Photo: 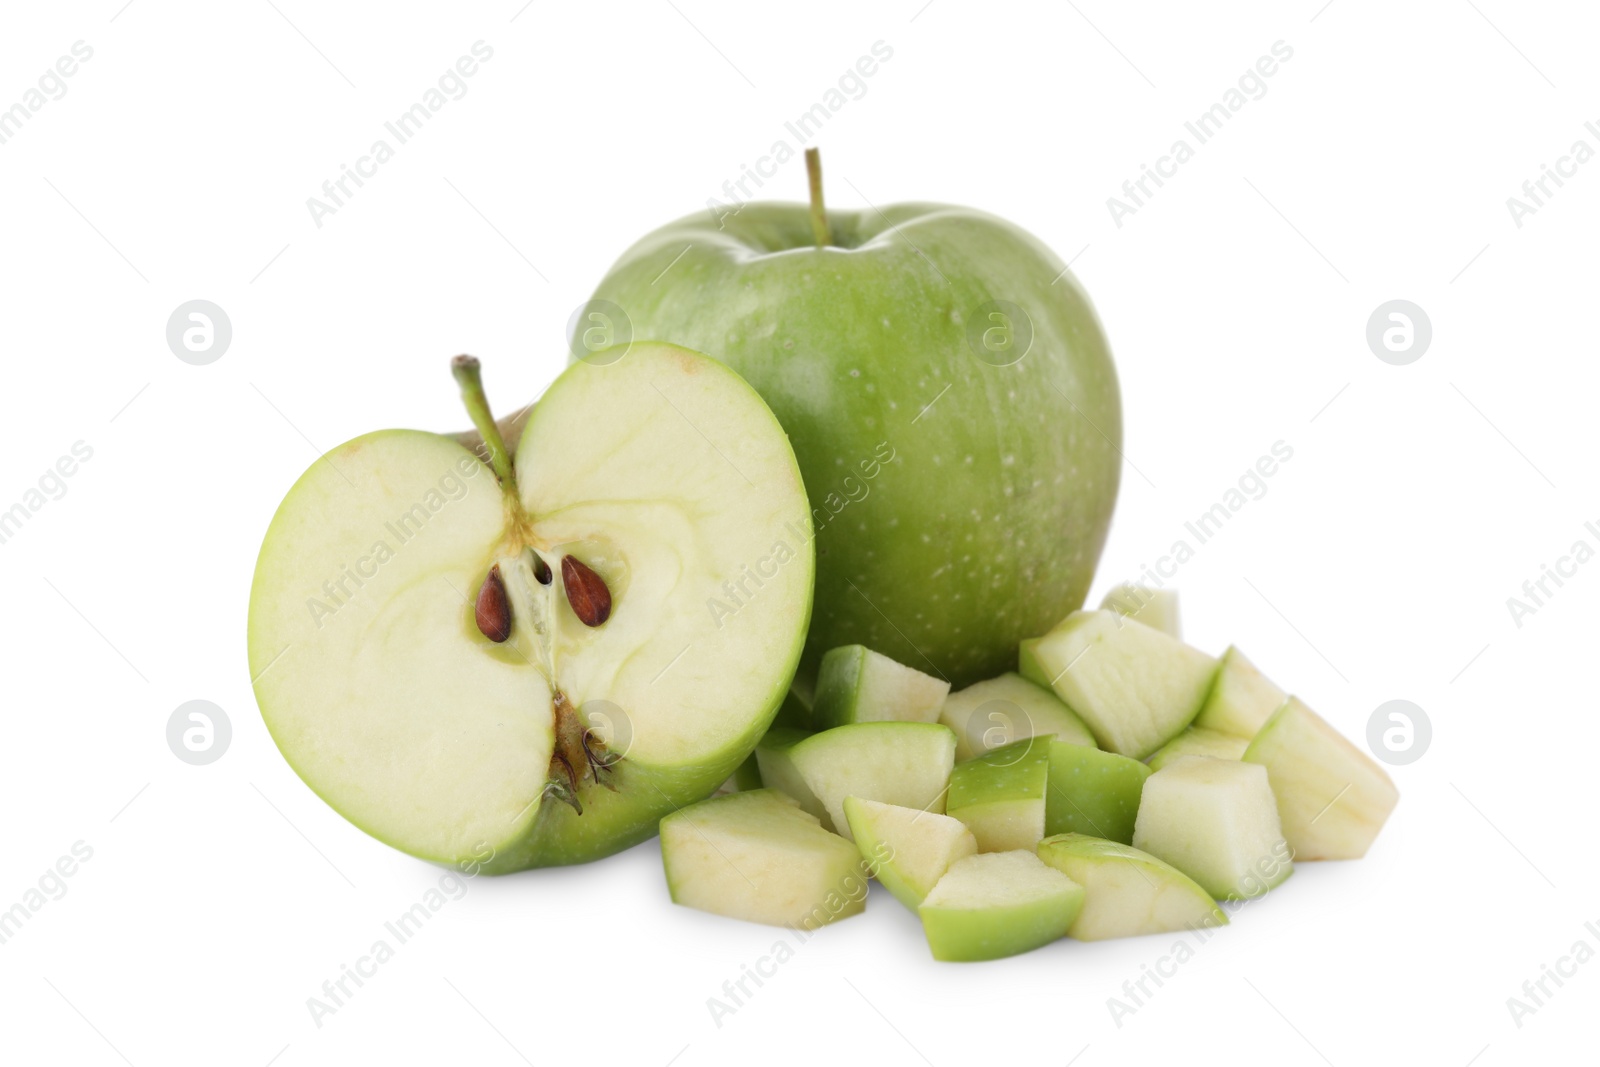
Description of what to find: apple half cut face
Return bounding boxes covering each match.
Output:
[247,344,814,871]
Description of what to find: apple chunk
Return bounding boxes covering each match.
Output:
[1044,738,1151,845]
[248,345,814,870]
[1244,697,1399,860]
[919,851,1083,961]
[1036,834,1227,941]
[1020,611,1218,759]
[754,727,826,822]
[945,738,1051,852]
[810,645,950,729]
[1193,646,1286,738]
[661,790,868,930]
[843,796,977,909]
[1133,756,1293,900]
[1099,583,1181,637]
[1147,726,1249,771]
[775,723,956,840]
[939,672,1095,760]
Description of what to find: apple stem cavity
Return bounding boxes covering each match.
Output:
[805,147,831,248]
[451,355,521,498]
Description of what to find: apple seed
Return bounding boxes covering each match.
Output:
[562,555,612,627]
[474,564,512,642]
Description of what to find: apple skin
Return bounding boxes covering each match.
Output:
[586,202,1122,690]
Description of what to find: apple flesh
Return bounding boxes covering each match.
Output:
[1099,583,1181,637]
[939,672,1095,760]
[585,155,1122,692]
[1194,646,1286,738]
[661,789,868,929]
[810,644,950,730]
[247,345,814,870]
[766,722,956,840]
[1133,755,1293,900]
[944,738,1051,852]
[1044,738,1151,844]
[918,851,1083,961]
[843,796,977,910]
[1244,697,1399,860]
[1020,610,1218,759]
[1036,833,1227,941]
[1147,726,1250,771]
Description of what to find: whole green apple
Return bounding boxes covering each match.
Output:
[583,151,1121,691]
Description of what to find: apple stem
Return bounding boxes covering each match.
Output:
[451,355,518,492]
[805,147,830,248]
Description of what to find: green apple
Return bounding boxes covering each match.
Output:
[1147,726,1250,771]
[944,738,1051,852]
[1099,583,1181,637]
[810,644,949,730]
[1044,738,1151,844]
[753,727,825,821]
[939,672,1095,760]
[584,150,1122,692]
[1036,834,1227,941]
[1193,646,1285,738]
[660,789,868,929]
[842,796,977,910]
[1132,756,1293,900]
[247,345,813,871]
[1020,610,1218,759]
[765,722,956,840]
[918,851,1083,962]
[1244,697,1399,860]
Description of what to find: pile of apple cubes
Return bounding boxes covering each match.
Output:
[660,587,1399,961]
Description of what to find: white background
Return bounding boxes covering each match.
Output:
[0,1,1593,1064]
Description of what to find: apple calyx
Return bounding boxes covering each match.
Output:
[451,355,620,814]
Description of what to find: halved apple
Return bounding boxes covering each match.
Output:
[248,345,814,870]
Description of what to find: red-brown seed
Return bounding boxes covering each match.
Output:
[533,554,553,585]
[561,555,612,627]
[475,564,512,642]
